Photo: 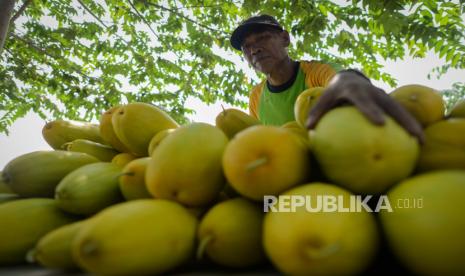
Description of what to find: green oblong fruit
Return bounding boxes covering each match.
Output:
[215,108,260,139]
[264,183,379,275]
[0,198,77,265]
[147,129,175,156]
[99,106,132,153]
[64,139,119,162]
[2,151,99,197]
[119,157,152,200]
[417,118,465,172]
[390,84,445,127]
[197,198,265,268]
[146,123,228,207]
[294,87,324,128]
[0,171,14,194]
[310,107,419,194]
[33,220,88,270]
[380,170,465,275]
[73,200,197,275]
[55,162,124,215]
[448,99,465,118]
[42,120,106,150]
[112,103,179,156]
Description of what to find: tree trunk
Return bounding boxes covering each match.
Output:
[0,0,16,54]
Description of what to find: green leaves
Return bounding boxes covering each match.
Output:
[0,0,464,133]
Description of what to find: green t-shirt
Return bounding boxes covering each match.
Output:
[258,64,307,126]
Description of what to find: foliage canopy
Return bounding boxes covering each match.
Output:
[1,0,464,133]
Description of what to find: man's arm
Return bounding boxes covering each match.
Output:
[306,69,424,143]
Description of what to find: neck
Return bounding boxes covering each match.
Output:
[266,57,296,86]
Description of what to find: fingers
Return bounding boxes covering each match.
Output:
[376,90,425,144]
[347,93,386,125]
[306,89,337,129]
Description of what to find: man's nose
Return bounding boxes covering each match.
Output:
[250,45,261,55]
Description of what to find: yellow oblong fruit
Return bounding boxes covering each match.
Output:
[294,87,324,128]
[64,139,119,162]
[119,157,152,200]
[42,120,106,150]
[417,118,465,172]
[99,106,132,153]
[380,170,465,275]
[0,198,77,265]
[55,162,124,216]
[72,200,197,275]
[390,84,445,127]
[146,123,228,207]
[147,128,175,156]
[310,107,419,194]
[197,198,265,268]
[215,108,260,139]
[33,220,88,270]
[2,151,99,197]
[448,98,465,118]
[223,125,311,201]
[111,152,137,167]
[264,183,379,275]
[112,103,179,156]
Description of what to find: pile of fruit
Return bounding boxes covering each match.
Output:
[0,84,464,275]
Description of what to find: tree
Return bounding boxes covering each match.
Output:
[442,82,465,113]
[0,0,464,133]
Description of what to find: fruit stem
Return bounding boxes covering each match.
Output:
[305,243,341,260]
[61,142,72,150]
[196,235,213,261]
[26,248,37,263]
[246,157,268,171]
[221,104,226,114]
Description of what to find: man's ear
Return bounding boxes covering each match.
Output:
[280,30,290,47]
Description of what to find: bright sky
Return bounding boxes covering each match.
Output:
[1,1,464,169]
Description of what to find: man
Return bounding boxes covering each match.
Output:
[230,14,423,142]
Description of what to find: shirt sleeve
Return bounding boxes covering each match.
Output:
[301,61,338,88]
[248,81,265,119]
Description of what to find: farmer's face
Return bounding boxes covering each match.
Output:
[241,29,290,74]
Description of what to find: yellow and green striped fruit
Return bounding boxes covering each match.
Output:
[33,220,88,270]
[215,108,260,139]
[264,183,379,275]
[380,170,465,275]
[99,106,132,153]
[2,151,98,197]
[147,128,175,156]
[64,139,119,162]
[42,120,106,150]
[0,198,77,265]
[112,103,179,156]
[146,123,228,207]
[390,84,445,127]
[119,157,152,200]
[197,198,265,268]
[73,200,197,275]
[417,118,465,172]
[55,162,124,215]
[294,87,324,128]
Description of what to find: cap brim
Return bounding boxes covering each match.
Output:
[230,22,283,50]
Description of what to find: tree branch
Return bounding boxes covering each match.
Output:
[127,0,160,39]
[142,0,227,36]
[10,0,31,24]
[0,0,16,54]
[76,0,109,28]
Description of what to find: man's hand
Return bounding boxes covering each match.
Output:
[306,70,425,144]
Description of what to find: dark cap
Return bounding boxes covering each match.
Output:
[230,14,283,50]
